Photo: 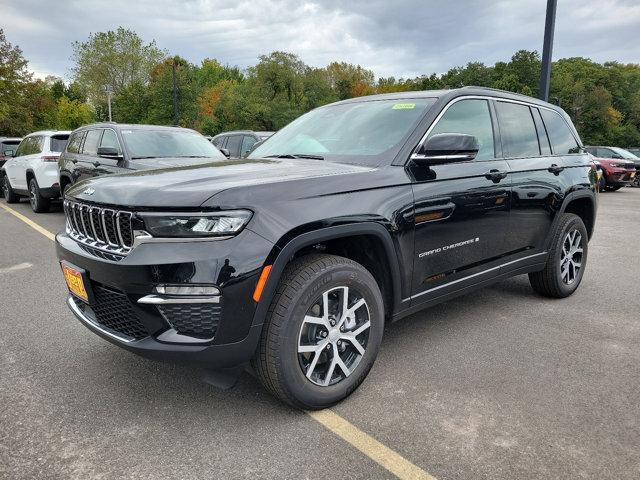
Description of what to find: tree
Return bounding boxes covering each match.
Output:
[54,97,93,129]
[0,29,33,135]
[71,27,165,106]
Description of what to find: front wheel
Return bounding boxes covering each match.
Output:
[252,254,384,409]
[29,178,50,213]
[529,213,588,298]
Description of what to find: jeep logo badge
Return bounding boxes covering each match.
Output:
[83,187,95,196]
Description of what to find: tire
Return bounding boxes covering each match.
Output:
[529,213,588,298]
[252,254,384,409]
[604,184,621,192]
[3,176,20,203]
[61,182,72,199]
[29,178,50,213]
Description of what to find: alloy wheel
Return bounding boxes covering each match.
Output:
[297,286,370,387]
[29,183,37,209]
[560,229,583,285]
[3,179,9,198]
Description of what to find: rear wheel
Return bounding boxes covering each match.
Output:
[252,254,384,409]
[3,176,20,203]
[29,178,50,213]
[529,213,588,298]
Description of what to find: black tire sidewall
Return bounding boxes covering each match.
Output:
[550,216,588,296]
[276,262,384,409]
[29,178,43,212]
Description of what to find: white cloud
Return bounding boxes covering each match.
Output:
[2,0,639,82]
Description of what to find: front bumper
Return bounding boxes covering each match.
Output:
[605,170,636,186]
[56,228,274,368]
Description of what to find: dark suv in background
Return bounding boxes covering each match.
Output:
[56,87,596,409]
[58,123,227,195]
[211,130,274,158]
[0,137,22,168]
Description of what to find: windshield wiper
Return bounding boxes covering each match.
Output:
[265,154,325,160]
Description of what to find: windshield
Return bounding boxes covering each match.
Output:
[122,129,227,160]
[50,135,69,153]
[610,147,639,159]
[249,98,437,165]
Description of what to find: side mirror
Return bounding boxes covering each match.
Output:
[219,148,231,158]
[413,133,479,165]
[97,146,121,158]
[3,150,14,157]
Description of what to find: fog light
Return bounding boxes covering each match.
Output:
[155,285,220,296]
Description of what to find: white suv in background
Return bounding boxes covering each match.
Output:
[1,130,70,212]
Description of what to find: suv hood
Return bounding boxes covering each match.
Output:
[67,158,373,208]
[128,156,215,169]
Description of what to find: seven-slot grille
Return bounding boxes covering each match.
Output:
[64,200,134,255]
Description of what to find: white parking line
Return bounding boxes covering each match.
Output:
[0,262,33,274]
[0,201,437,480]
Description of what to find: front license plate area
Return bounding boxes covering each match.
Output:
[61,262,93,304]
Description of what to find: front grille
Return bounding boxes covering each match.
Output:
[157,303,221,340]
[64,200,134,255]
[73,285,149,340]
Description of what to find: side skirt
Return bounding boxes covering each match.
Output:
[391,261,547,322]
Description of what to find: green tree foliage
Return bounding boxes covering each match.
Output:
[71,27,165,105]
[0,29,33,135]
[7,25,640,148]
[1,30,94,135]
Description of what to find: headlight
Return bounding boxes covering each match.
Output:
[141,210,252,238]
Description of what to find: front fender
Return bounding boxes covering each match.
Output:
[249,222,404,327]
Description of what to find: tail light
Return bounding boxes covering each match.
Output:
[41,155,59,162]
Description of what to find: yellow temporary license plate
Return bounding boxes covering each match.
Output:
[62,264,89,303]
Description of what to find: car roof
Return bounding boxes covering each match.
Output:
[73,123,199,133]
[24,130,71,137]
[0,137,22,142]
[213,130,269,137]
[329,86,565,112]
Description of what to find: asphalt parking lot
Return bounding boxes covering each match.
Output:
[1,190,639,480]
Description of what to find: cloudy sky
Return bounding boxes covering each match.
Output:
[3,0,640,80]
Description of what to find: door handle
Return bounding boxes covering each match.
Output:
[548,164,564,175]
[485,169,508,182]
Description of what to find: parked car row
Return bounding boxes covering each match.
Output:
[211,130,274,158]
[0,124,233,212]
[585,146,639,190]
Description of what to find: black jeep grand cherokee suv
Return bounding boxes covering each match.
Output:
[56,87,597,409]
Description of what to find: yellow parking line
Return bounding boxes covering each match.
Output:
[0,203,56,241]
[308,409,436,480]
[0,200,436,480]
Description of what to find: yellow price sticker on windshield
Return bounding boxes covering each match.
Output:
[392,103,416,110]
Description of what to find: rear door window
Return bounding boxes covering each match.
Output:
[82,129,102,156]
[531,108,551,155]
[540,109,580,154]
[496,102,540,158]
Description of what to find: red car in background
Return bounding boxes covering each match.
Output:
[585,146,638,191]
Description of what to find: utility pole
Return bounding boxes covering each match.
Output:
[172,59,179,125]
[105,85,113,121]
[539,0,557,101]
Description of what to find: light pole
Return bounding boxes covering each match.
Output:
[539,0,558,101]
[104,85,113,121]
